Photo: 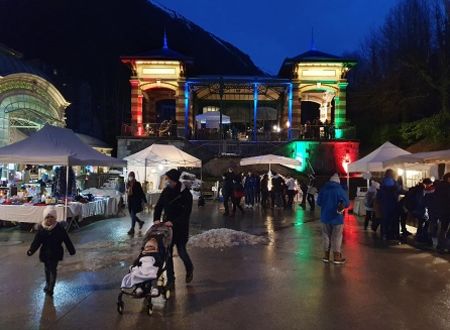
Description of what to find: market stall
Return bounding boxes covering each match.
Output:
[124,144,201,205]
[348,142,411,215]
[0,125,125,226]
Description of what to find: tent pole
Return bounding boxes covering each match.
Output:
[64,165,69,221]
[366,178,370,189]
[144,158,147,193]
[346,172,350,197]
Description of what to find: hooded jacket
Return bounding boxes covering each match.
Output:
[317,181,349,225]
[27,222,76,262]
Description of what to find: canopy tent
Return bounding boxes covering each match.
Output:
[195,111,231,128]
[0,125,125,167]
[0,124,125,220]
[125,144,201,168]
[383,149,450,168]
[348,142,410,173]
[125,144,201,191]
[240,154,301,171]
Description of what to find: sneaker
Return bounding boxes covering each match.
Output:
[186,270,194,283]
[322,251,330,263]
[127,228,135,235]
[333,252,346,265]
[138,220,144,230]
[151,287,159,296]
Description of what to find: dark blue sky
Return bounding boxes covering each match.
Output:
[158,0,400,74]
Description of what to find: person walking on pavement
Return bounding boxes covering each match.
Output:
[231,175,245,216]
[307,179,318,211]
[126,171,147,235]
[222,168,235,216]
[317,173,349,264]
[285,175,297,208]
[260,174,270,209]
[27,206,76,296]
[154,169,194,289]
[271,172,285,208]
[377,169,400,240]
[244,172,255,208]
[253,173,261,205]
[435,173,450,253]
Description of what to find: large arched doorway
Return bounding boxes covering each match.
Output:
[301,101,320,123]
[142,87,176,124]
[0,73,69,147]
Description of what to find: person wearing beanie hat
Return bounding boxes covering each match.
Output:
[317,173,349,264]
[27,206,76,296]
[165,169,181,182]
[154,168,194,288]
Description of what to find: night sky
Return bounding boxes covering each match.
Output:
[158,0,400,74]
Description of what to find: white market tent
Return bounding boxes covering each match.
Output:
[0,125,126,219]
[195,111,231,128]
[383,149,450,167]
[348,141,410,173]
[240,154,301,171]
[0,125,125,167]
[124,144,201,190]
[125,144,201,168]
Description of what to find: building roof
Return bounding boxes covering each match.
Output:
[121,33,193,63]
[75,133,111,149]
[0,43,49,78]
[278,49,356,78]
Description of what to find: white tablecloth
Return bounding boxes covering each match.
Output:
[0,204,82,223]
[0,197,122,224]
[353,197,366,216]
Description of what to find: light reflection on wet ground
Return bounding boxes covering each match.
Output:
[0,202,449,329]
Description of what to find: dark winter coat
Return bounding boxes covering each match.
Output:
[377,178,399,220]
[271,175,285,193]
[434,181,450,218]
[27,223,76,262]
[153,182,193,244]
[222,172,235,196]
[127,180,147,213]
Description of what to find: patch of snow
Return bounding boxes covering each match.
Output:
[60,237,142,273]
[188,228,269,248]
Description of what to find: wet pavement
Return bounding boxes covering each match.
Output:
[1,202,450,330]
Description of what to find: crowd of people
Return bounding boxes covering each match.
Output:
[364,169,450,253]
[221,168,304,216]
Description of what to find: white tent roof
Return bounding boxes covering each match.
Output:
[384,149,450,167]
[348,141,410,173]
[0,125,125,166]
[240,154,301,169]
[125,144,201,168]
[195,111,231,124]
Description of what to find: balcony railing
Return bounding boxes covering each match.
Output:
[121,123,356,141]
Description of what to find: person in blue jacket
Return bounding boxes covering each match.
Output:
[317,173,350,264]
[377,169,400,240]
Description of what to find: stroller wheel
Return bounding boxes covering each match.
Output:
[147,304,153,316]
[164,289,171,300]
[117,302,124,314]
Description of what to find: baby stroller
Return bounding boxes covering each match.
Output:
[117,222,173,316]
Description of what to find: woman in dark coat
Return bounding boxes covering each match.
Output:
[154,169,193,288]
[27,206,76,296]
[126,171,147,235]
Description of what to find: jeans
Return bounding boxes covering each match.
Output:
[166,241,194,283]
[44,260,58,291]
[223,193,231,215]
[307,194,315,210]
[245,189,254,206]
[287,190,295,208]
[322,224,344,253]
[232,197,244,214]
[437,218,450,249]
[261,191,269,208]
[130,209,143,229]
